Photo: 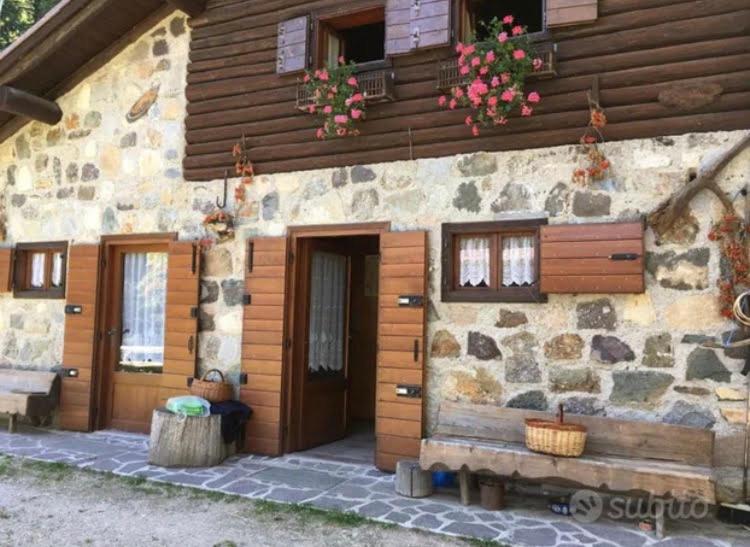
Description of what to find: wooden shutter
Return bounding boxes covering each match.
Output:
[410,0,451,50]
[546,0,597,28]
[376,231,427,472]
[385,0,413,56]
[0,248,12,292]
[241,237,288,456]
[59,244,101,431]
[276,15,309,74]
[160,240,201,405]
[540,222,644,294]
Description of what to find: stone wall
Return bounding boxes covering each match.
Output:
[0,10,748,498]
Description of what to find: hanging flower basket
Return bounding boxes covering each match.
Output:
[438,15,544,136]
[302,58,366,139]
[203,210,235,243]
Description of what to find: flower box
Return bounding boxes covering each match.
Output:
[437,42,557,91]
[296,69,395,112]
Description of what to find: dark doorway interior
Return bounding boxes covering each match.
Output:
[290,235,379,464]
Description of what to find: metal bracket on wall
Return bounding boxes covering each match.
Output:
[396,384,422,399]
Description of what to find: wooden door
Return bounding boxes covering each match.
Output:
[376,231,428,471]
[241,237,288,455]
[60,244,101,431]
[101,243,170,433]
[299,239,351,450]
[160,240,201,404]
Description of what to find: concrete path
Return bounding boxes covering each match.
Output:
[1,427,748,546]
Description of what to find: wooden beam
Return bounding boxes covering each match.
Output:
[0,86,62,125]
[166,0,207,17]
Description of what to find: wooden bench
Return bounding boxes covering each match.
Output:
[0,369,60,432]
[420,401,715,535]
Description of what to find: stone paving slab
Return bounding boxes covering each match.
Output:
[1,427,748,546]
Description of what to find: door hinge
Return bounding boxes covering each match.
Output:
[285,337,292,349]
[243,294,252,305]
[247,241,254,273]
[190,306,199,319]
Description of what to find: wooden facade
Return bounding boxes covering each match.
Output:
[183,0,750,179]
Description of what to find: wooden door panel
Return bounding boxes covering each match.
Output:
[241,237,288,456]
[162,241,201,402]
[376,231,427,472]
[0,248,12,292]
[59,244,101,432]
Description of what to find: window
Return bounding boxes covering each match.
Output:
[13,241,67,299]
[459,0,545,42]
[317,7,386,68]
[441,219,547,302]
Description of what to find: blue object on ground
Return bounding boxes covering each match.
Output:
[432,471,455,488]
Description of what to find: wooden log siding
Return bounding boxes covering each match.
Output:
[241,237,288,456]
[59,244,101,431]
[376,231,428,472]
[183,0,750,178]
[0,249,12,292]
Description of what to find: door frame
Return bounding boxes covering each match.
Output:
[92,232,177,430]
[283,222,390,453]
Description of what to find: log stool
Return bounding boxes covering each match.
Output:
[478,476,505,510]
[148,408,235,467]
[395,460,433,498]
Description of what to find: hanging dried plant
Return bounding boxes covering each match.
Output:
[572,95,611,186]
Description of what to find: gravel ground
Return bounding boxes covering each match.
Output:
[0,457,469,547]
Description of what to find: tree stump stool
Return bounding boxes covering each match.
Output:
[395,460,433,498]
[148,408,235,467]
[479,476,505,510]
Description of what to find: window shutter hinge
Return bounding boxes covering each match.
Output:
[190,306,199,319]
[243,294,252,306]
[285,338,292,350]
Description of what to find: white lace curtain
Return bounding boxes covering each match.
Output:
[30,253,45,288]
[459,237,490,287]
[51,252,64,287]
[120,252,167,367]
[502,235,536,286]
[308,251,347,374]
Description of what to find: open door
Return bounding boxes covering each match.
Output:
[298,239,351,450]
[60,244,101,431]
[241,237,288,455]
[376,231,427,471]
[160,240,201,405]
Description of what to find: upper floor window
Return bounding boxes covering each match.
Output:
[441,219,546,303]
[459,0,545,41]
[317,7,386,68]
[13,241,67,299]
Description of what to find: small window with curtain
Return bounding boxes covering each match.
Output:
[442,219,546,302]
[316,7,386,69]
[13,241,68,299]
[458,0,545,42]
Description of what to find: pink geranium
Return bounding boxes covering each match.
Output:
[502,15,514,24]
[318,69,329,81]
[347,77,357,86]
[460,64,470,75]
[511,25,523,36]
[488,96,498,107]
[323,105,333,114]
[449,98,457,109]
[501,89,515,102]
[471,124,480,137]
[334,114,348,124]
[307,104,316,114]
[527,91,541,103]
[497,32,508,43]
[438,95,447,106]
[471,56,481,67]
[513,49,526,60]
[464,115,473,126]
[521,104,533,116]
[486,50,496,63]
[501,72,511,84]
[350,109,362,120]
[533,58,544,71]
[316,128,325,139]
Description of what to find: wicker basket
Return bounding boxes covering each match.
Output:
[189,369,233,403]
[525,404,587,457]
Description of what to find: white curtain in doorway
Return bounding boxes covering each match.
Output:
[308,251,347,374]
[120,252,168,368]
[502,235,536,286]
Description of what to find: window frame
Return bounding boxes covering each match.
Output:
[13,241,68,299]
[441,219,547,303]
[313,4,391,72]
[455,0,549,44]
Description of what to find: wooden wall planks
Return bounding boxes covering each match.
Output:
[183,0,750,178]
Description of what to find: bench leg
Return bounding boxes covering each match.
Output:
[654,501,666,539]
[459,468,471,506]
[8,413,17,433]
